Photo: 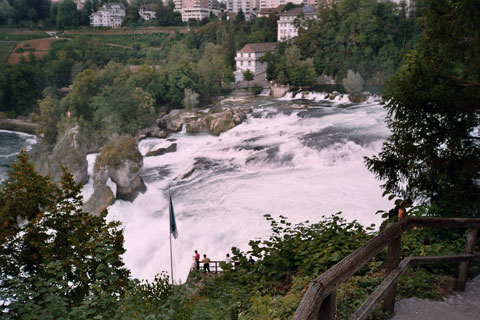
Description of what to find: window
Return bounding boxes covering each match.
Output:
[241,61,243,66]
[248,61,251,66]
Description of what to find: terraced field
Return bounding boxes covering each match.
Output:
[6,38,58,64]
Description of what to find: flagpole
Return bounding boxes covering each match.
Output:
[169,187,174,285]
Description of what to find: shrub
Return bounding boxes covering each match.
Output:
[251,83,263,95]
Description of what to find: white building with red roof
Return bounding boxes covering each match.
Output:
[234,42,277,82]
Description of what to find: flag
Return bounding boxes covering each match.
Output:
[169,188,178,239]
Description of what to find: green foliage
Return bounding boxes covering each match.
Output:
[115,272,173,319]
[263,45,317,86]
[14,46,35,53]
[94,136,142,172]
[296,0,419,83]
[0,40,15,64]
[0,32,48,41]
[251,83,263,95]
[0,151,130,319]
[243,69,254,84]
[0,121,36,134]
[33,95,60,145]
[342,69,364,94]
[0,62,47,114]
[182,88,199,109]
[365,0,480,217]
[154,0,183,27]
[241,213,376,287]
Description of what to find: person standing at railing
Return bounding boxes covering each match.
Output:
[202,254,211,273]
[194,250,200,271]
[225,253,232,264]
[389,199,413,221]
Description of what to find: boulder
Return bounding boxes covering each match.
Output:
[329,91,340,100]
[186,119,208,133]
[157,110,198,132]
[91,136,146,204]
[205,107,245,136]
[33,124,88,185]
[83,185,114,216]
[348,92,369,103]
[145,143,177,157]
[156,106,252,137]
[136,126,168,141]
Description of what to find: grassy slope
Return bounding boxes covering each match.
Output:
[0,32,48,41]
[0,41,16,63]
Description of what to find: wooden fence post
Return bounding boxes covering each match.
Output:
[382,235,401,314]
[318,290,336,320]
[457,227,478,290]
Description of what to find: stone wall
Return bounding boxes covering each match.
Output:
[270,85,290,98]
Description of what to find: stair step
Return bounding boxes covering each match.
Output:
[391,276,480,320]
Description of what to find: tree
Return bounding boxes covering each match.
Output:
[198,42,234,100]
[243,69,254,88]
[55,0,79,29]
[0,63,47,114]
[365,0,480,217]
[342,69,364,94]
[236,9,245,23]
[182,88,199,109]
[0,0,16,25]
[70,68,101,121]
[34,95,60,145]
[131,87,156,128]
[0,151,130,318]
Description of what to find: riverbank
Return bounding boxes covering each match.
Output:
[0,118,37,135]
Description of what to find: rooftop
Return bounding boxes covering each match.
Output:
[104,3,125,10]
[278,5,318,16]
[238,42,277,53]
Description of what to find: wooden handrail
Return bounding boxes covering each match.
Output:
[292,217,480,320]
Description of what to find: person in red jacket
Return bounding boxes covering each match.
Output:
[194,250,200,271]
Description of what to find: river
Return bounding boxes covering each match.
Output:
[0,92,391,283]
[0,130,37,181]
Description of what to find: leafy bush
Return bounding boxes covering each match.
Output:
[251,83,263,95]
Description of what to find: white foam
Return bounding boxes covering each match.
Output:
[81,98,394,284]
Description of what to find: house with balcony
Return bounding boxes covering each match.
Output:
[139,5,156,20]
[277,5,317,41]
[90,3,125,27]
[234,42,277,82]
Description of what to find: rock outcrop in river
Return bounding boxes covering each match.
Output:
[33,124,88,185]
[84,136,146,215]
[157,106,252,136]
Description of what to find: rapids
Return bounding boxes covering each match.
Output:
[0,92,393,284]
[98,92,392,283]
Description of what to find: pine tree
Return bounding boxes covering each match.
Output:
[0,151,130,318]
[365,0,480,217]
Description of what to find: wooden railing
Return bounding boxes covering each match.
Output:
[292,217,480,320]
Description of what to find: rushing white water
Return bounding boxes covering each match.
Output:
[84,93,391,283]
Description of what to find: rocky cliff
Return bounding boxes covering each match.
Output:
[84,136,146,215]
